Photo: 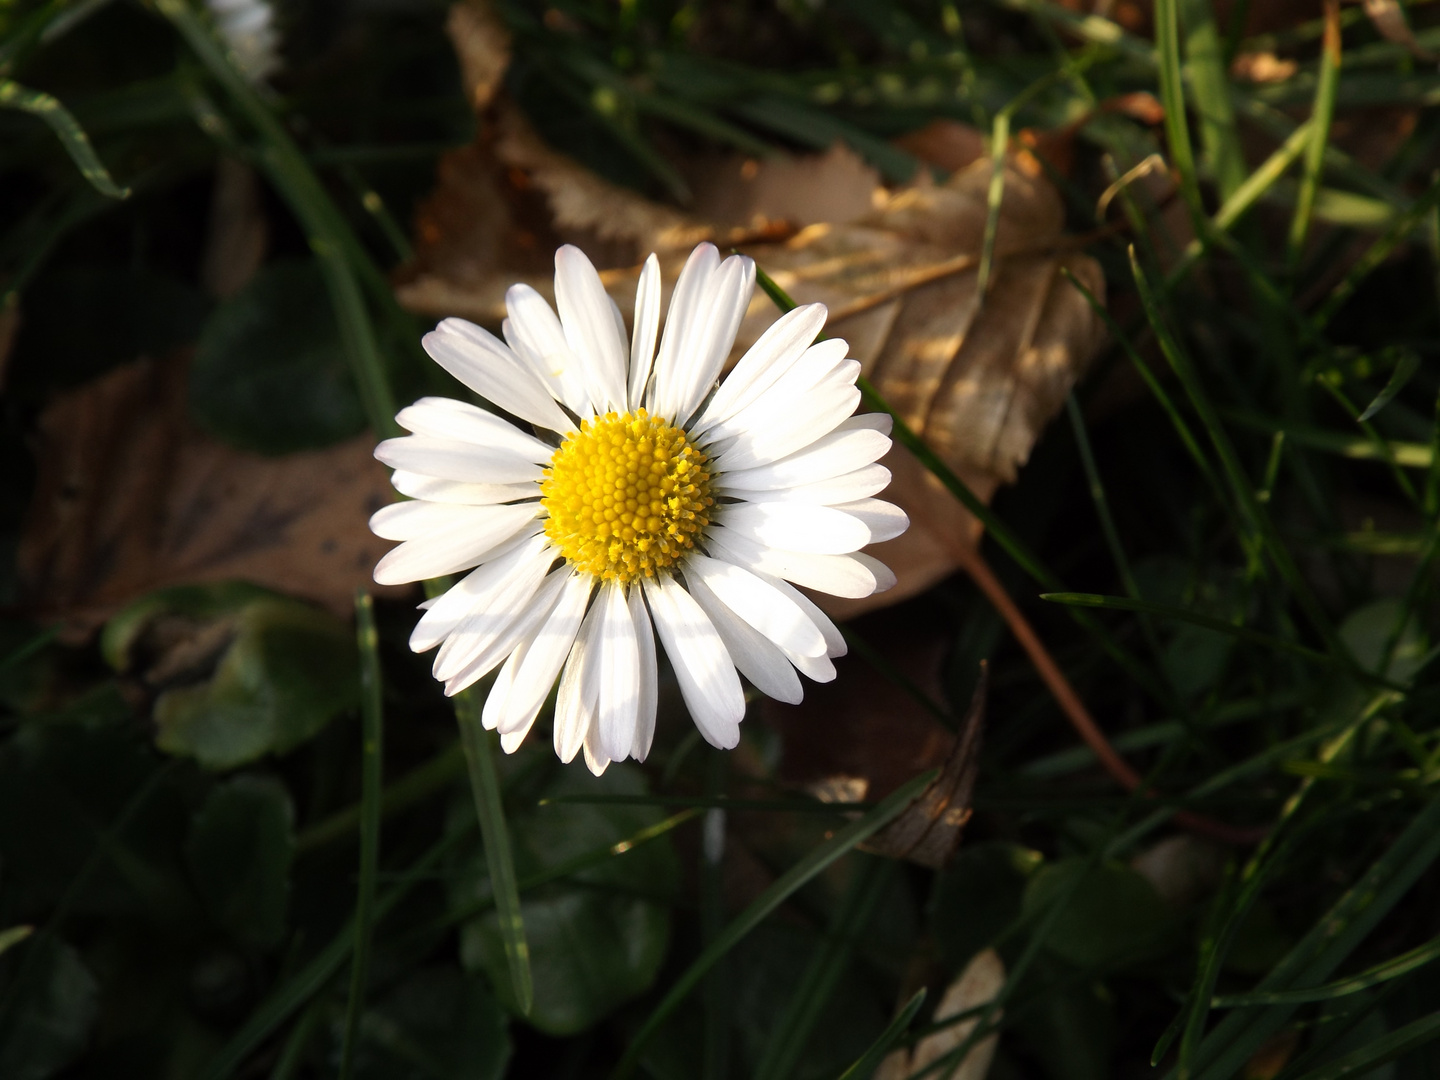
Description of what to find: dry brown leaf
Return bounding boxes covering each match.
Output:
[1362,0,1437,62]
[399,2,1108,616]
[16,353,406,639]
[877,948,1005,1080]
[861,664,986,868]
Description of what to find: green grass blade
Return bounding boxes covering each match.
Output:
[295,742,466,853]
[1213,932,1440,1007]
[453,689,533,1016]
[1358,352,1421,423]
[0,926,33,959]
[611,769,938,1078]
[1039,592,1334,668]
[338,590,385,1080]
[0,78,129,198]
[1178,0,1245,201]
[1173,796,1440,1079]
[976,110,1009,298]
[198,829,469,1080]
[1154,0,1204,223]
[1128,249,1349,664]
[267,998,326,1080]
[702,753,729,1080]
[835,988,928,1080]
[755,857,894,1080]
[1289,1009,1440,1080]
[156,0,400,440]
[1287,0,1341,272]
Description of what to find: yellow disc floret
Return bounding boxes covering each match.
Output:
[540,409,713,583]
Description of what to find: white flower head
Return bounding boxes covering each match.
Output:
[371,243,908,775]
[207,0,281,84]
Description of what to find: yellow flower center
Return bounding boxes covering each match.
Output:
[540,409,713,583]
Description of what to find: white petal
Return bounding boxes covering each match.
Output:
[671,254,755,424]
[684,572,802,704]
[685,553,827,658]
[390,470,538,506]
[489,570,592,735]
[375,435,544,486]
[853,552,897,593]
[702,338,849,447]
[705,525,878,599]
[712,371,861,472]
[831,498,909,542]
[409,529,547,651]
[481,639,524,732]
[432,552,561,684]
[555,245,628,413]
[643,573,744,748]
[784,647,837,683]
[716,502,871,556]
[555,601,602,763]
[582,728,611,776]
[845,412,893,436]
[441,568,569,696]
[503,287,591,416]
[750,570,847,658]
[715,424,890,492]
[423,322,574,434]
[373,503,538,585]
[500,728,530,754]
[596,580,642,762]
[628,254,661,411]
[692,303,827,435]
[719,464,891,505]
[369,500,536,543]
[395,397,553,462]
[648,243,719,419]
[628,585,658,762]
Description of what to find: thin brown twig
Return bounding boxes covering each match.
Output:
[957,545,1268,846]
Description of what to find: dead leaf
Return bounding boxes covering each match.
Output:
[861,664,986,868]
[763,607,954,812]
[877,948,1005,1080]
[447,0,512,110]
[17,352,406,640]
[1130,835,1225,908]
[1230,51,1300,83]
[398,2,1109,616]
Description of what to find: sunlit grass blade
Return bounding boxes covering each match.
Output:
[1213,931,1440,1007]
[0,926,33,959]
[452,689,533,1016]
[612,769,938,1078]
[754,857,894,1080]
[1289,1009,1440,1080]
[1223,410,1431,467]
[1359,352,1421,424]
[1178,0,1245,201]
[338,590,385,1080]
[198,829,469,1080]
[835,988,928,1080]
[1153,0,1204,223]
[0,79,129,198]
[540,793,869,813]
[155,0,400,440]
[1039,592,1331,666]
[1287,0,1341,273]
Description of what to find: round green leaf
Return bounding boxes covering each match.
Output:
[1022,858,1173,971]
[185,774,296,950]
[453,762,680,1035]
[190,259,366,454]
[0,937,99,1080]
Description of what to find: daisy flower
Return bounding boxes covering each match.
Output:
[370,243,907,775]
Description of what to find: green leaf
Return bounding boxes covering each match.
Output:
[185,774,296,950]
[0,937,99,1080]
[1008,960,1116,1080]
[190,259,367,454]
[1022,858,1174,971]
[453,761,680,1035]
[932,842,1043,972]
[1339,599,1427,684]
[352,966,512,1080]
[104,583,359,769]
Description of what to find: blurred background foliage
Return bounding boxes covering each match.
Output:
[5,0,1440,1078]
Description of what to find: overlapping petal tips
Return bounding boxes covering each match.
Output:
[421,319,574,434]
